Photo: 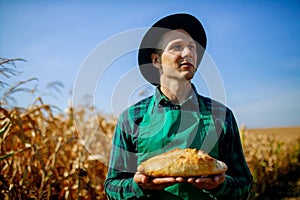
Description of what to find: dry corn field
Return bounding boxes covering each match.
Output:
[0,103,299,200]
[0,103,116,199]
[241,127,300,200]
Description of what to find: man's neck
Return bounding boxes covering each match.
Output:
[160,80,193,104]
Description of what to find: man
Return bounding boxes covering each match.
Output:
[104,13,253,199]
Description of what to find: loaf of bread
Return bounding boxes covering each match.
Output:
[138,148,227,177]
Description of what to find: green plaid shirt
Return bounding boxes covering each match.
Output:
[104,85,252,200]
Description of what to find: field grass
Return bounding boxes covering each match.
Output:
[245,126,300,144]
[242,127,300,200]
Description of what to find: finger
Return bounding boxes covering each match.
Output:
[152,177,176,184]
[195,177,213,184]
[175,177,186,182]
[187,177,196,183]
[195,178,202,184]
[134,172,149,184]
[219,175,226,184]
[212,173,225,183]
[213,175,220,182]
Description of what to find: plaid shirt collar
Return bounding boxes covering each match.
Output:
[153,84,200,110]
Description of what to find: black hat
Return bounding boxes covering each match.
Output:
[138,13,207,85]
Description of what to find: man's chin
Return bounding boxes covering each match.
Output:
[184,72,195,81]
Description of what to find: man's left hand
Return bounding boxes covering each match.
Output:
[186,173,225,190]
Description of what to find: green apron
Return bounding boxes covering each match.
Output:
[137,96,220,200]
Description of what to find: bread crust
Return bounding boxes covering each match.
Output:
[138,148,227,177]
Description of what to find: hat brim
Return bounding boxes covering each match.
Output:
[138,13,207,85]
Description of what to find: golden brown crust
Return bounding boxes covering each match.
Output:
[138,148,227,177]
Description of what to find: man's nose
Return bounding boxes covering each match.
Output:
[182,47,193,58]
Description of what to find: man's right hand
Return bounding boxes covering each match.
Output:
[134,172,183,190]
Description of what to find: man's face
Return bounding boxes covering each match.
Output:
[153,29,198,81]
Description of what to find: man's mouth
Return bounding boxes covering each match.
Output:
[180,62,194,68]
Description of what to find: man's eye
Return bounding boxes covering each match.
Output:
[188,45,195,50]
[171,45,182,50]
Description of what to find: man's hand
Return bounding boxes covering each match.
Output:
[134,172,225,191]
[187,173,225,190]
[134,172,183,190]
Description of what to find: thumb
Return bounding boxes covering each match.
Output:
[213,175,220,182]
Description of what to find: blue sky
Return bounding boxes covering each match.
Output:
[1,0,299,128]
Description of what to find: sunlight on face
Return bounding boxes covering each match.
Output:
[156,29,198,81]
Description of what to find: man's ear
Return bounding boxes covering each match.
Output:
[151,53,161,69]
